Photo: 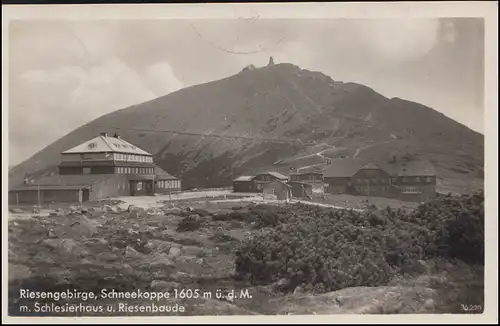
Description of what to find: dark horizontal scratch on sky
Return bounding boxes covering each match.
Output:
[188,20,285,56]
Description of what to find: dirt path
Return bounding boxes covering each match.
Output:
[107,190,234,209]
[210,197,364,212]
[353,140,396,158]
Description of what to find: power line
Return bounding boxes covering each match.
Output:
[87,123,313,146]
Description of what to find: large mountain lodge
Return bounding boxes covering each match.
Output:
[232,158,437,202]
[9,133,181,204]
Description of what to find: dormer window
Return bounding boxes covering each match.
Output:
[87,142,97,149]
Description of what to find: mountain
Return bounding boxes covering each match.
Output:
[9,63,484,193]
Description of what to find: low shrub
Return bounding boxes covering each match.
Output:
[235,192,484,294]
[176,215,204,232]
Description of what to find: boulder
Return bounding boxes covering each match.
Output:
[150,280,181,291]
[181,245,203,256]
[125,246,142,259]
[169,271,191,282]
[129,211,140,219]
[145,240,177,253]
[71,216,99,237]
[146,208,163,216]
[97,252,120,262]
[128,205,145,213]
[103,205,120,213]
[146,254,175,270]
[9,264,31,282]
[174,255,198,264]
[42,238,87,256]
[164,207,182,216]
[9,208,24,214]
[413,260,431,274]
[168,247,182,257]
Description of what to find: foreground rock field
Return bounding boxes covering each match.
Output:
[8,195,484,316]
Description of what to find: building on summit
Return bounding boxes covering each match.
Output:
[9,133,181,204]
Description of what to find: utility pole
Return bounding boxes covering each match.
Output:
[37,182,41,211]
[168,180,172,203]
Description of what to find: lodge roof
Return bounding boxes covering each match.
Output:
[256,171,289,180]
[323,158,436,178]
[233,176,255,182]
[155,167,179,180]
[62,135,152,155]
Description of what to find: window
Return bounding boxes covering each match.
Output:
[426,177,432,183]
[83,167,91,174]
[403,177,408,182]
[137,182,143,191]
[415,177,421,182]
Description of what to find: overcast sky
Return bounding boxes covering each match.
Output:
[8,18,484,166]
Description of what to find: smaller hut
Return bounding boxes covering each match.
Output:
[289,181,313,199]
[262,180,292,201]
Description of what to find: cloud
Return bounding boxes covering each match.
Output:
[144,61,185,97]
[357,19,441,61]
[9,57,184,165]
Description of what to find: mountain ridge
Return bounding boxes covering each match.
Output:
[9,63,484,193]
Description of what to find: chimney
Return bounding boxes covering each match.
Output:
[113,132,121,139]
[100,132,107,137]
[268,56,275,66]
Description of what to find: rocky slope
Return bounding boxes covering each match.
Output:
[9,63,484,192]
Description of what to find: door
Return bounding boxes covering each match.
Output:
[82,189,90,202]
[146,181,154,195]
[130,181,136,196]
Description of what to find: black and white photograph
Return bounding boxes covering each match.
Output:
[3,2,498,323]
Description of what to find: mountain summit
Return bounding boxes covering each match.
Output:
[9,63,484,192]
